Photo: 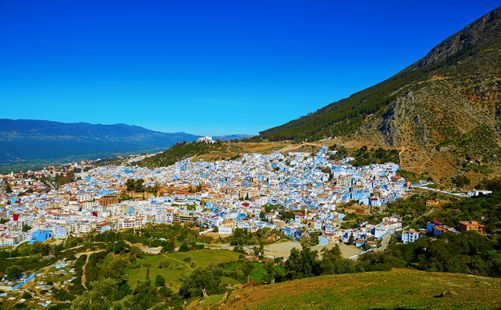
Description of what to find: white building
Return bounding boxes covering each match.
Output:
[401,229,420,244]
[197,136,215,143]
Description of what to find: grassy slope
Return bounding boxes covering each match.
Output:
[219,269,501,310]
[125,249,240,291]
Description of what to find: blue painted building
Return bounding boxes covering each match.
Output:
[30,230,52,245]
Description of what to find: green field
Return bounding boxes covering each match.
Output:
[218,269,501,310]
[125,249,240,291]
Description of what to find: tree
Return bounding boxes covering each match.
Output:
[123,280,158,310]
[126,179,135,192]
[125,179,145,192]
[155,274,165,287]
[264,261,277,284]
[134,179,145,192]
[453,175,470,188]
[144,263,151,281]
[347,233,354,245]
[320,245,355,275]
[71,278,119,310]
[158,286,173,298]
[178,240,190,252]
[161,238,176,253]
[179,267,222,298]
[158,260,170,269]
[97,254,129,281]
[285,248,320,280]
[232,245,245,254]
[5,265,23,279]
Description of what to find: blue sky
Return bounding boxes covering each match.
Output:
[0,1,499,135]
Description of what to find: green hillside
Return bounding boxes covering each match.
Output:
[215,270,501,310]
[138,140,243,168]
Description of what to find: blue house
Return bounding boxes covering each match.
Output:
[318,235,329,246]
[30,230,52,245]
[426,220,445,236]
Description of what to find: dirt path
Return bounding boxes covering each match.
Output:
[80,250,106,289]
[404,207,435,230]
[124,240,162,254]
[81,254,91,289]
[278,142,319,153]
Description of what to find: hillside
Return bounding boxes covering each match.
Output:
[260,8,501,184]
[208,270,501,310]
[138,141,244,168]
[138,140,291,168]
[0,119,200,171]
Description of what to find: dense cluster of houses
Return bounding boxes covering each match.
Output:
[0,146,412,248]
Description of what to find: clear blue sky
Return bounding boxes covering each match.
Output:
[0,1,498,135]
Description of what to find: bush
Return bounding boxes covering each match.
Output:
[158,286,173,297]
[155,274,165,287]
[158,260,170,269]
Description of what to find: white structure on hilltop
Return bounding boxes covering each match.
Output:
[197,136,215,143]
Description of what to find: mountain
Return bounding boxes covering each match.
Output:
[0,119,199,169]
[260,8,501,183]
[214,134,254,141]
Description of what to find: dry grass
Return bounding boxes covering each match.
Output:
[216,269,501,310]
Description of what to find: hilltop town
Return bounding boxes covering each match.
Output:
[1,144,410,249]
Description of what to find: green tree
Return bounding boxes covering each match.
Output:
[285,248,320,280]
[320,245,355,275]
[144,263,151,281]
[71,278,119,310]
[123,280,158,310]
[453,175,470,188]
[5,265,23,279]
[97,254,129,281]
[179,267,222,298]
[347,233,354,245]
[178,240,190,252]
[5,182,12,193]
[155,274,165,287]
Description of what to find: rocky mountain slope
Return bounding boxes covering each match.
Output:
[260,8,501,184]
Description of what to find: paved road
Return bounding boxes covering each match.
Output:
[411,185,466,197]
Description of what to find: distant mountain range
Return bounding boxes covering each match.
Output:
[214,134,253,141]
[260,7,501,183]
[0,119,250,170]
